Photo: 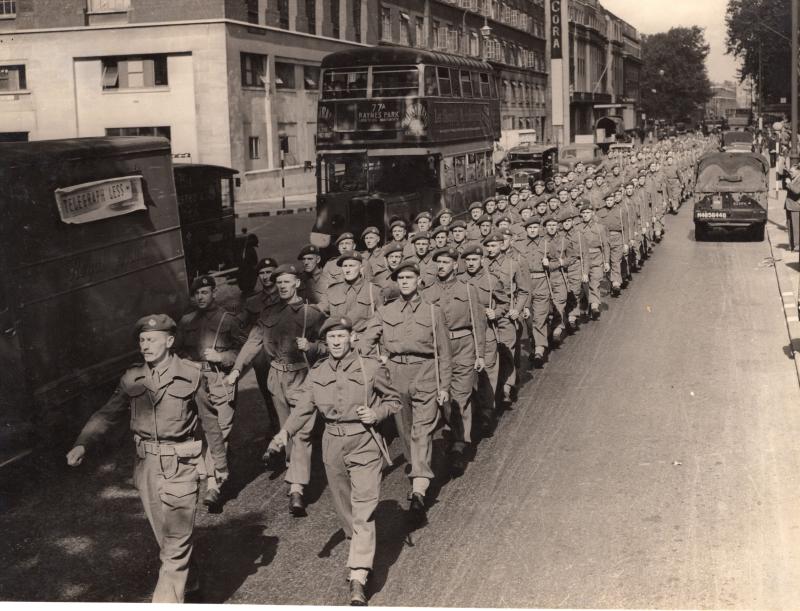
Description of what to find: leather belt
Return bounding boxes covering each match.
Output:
[134,436,201,457]
[609,230,623,234]
[588,247,602,253]
[530,271,547,279]
[270,361,308,372]
[448,328,472,340]
[389,353,433,364]
[325,421,368,436]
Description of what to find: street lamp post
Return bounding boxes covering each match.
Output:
[481,19,491,62]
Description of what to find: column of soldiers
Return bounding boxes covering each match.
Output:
[65,134,712,606]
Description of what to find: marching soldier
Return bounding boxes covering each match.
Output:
[228,264,327,516]
[322,233,357,290]
[372,241,405,303]
[268,316,401,606]
[595,192,626,296]
[384,220,409,253]
[67,314,227,603]
[405,212,432,258]
[405,231,436,287]
[433,208,454,232]
[298,244,326,304]
[558,208,584,329]
[430,225,450,250]
[517,217,549,366]
[466,201,486,241]
[577,200,610,320]
[361,261,452,523]
[360,226,384,280]
[542,217,569,345]
[423,247,487,476]
[175,275,243,510]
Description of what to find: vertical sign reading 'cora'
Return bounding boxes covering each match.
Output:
[550,0,563,59]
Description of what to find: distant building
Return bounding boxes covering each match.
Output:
[566,0,642,143]
[0,0,376,200]
[708,81,738,120]
[377,0,548,146]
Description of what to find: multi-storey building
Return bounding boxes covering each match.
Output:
[0,0,376,199]
[377,0,548,144]
[708,81,738,120]
[566,0,641,142]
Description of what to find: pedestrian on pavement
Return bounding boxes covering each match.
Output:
[66,314,228,603]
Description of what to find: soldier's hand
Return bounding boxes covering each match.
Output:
[522,307,531,320]
[558,258,564,268]
[509,308,519,321]
[356,405,378,425]
[215,468,230,485]
[225,369,240,386]
[474,357,485,372]
[66,446,85,467]
[436,390,450,406]
[542,257,549,267]
[379,354,389,365]
[485,308,496,321]
[582,274,589,283]
[203,348,223,363]
[268,429,289,453]
[604,263,611,273]
[296,337,310,352]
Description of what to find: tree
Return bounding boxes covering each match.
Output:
[725,0,790,104]
[640,27,713,122]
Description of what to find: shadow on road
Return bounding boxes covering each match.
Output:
[370,499,419,597]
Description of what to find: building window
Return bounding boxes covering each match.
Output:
[241,53,267,87]
[275,62,296,89]
[470,31,479,56]
[0,131,27,142]
[249,136,260,159]
[380,7,392,42]
[306,0,316,33]
[302,65,320,90]
[399,12,410,46]
[106,126,171,139]
[432,20,441,50]
[87,0,128,12]
[101,56,167,90]
[415,16,424,47]
[331,0,340,38]
[278,0,289,29]
[0,0,15,16]
[0,65,25,91]
[353,0,361,42]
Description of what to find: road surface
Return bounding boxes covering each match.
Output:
[2,205,799,607]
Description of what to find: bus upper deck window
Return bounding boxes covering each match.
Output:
[479,73,491,98]
[460,71,473,97]
[424,66,438,96]
[322,69,367,99]
[437,67,452,96]
[372,66,419,97]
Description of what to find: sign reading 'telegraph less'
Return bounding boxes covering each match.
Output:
[550,0,563,59]
[55,176,146,224]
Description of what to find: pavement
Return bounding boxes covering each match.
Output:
[236,193,316,218]
[2,198,800,607]
[765,185,800,383]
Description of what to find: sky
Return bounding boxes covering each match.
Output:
[600,0,740,84]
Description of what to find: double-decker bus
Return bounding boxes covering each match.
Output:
[311,47,501,248]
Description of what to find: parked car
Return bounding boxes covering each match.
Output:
[720,130,754,153]
[505,144,559,190]
[558,143,604,173]
[693,151,768,241]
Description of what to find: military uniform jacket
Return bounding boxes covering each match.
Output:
[74,355,227,469]
[405,253,436,287]
[361,248,384,280]
[300,268,326,304]
[175,305,242,371]
[579,220,611,267]
[318,276,383,333]
[284,350,402,436]
[381,239,407,256]
[458,268,510,318]
[486,253,531,311]
[422,277,487,358]
[517,236,547,274]
[559,230,581,267]
[234,299,327,370]
[466,221,482,242]
[596,205,625,234]
[240,287,279,332]
[361,293,453,390]
[321,259,343,291]
[543,235,568,270]
[622,196,641,236]
[372,266,401,303]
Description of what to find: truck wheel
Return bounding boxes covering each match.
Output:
[694,222,707,241]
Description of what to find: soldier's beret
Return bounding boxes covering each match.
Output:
[430,225,449,237]
[361,226,381,239]
[336,250,362,266]
[533,179,545,187]
[320,316,354,335]
[391,260,420,280]
[468,201,485,212]
[390,219,407,230]
[557,208,575,222]
[501,229,514,238]
[414,211,432,223]
[271,263,301,281]
[410,231,431,243]
[335,232,355,246]
[297,244,320,259]
[557,188,569,195]
[495,215,512,225]
[477,214,493,225]
[496,193,509,201]
[578,199,594,211]
[523,217,541,228]
[570,185,580,192]
[383,241,406,256]
[584,175,594,182]
[135,314,177,335]
[462,244,484,257]
[483,196,497,204]
[535,198,548,207]
[450,220,467,229]
[520,186,532,193]
[543,216,559,225]
[482,231,504,245]
[190,275,216,293]
[545,178,555,185]
[434,208,454,221]
[548,196,559,203]
[518,202,533,212]
[256,257,278,272]
[431,246,458,261]
[603,192,615,201]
